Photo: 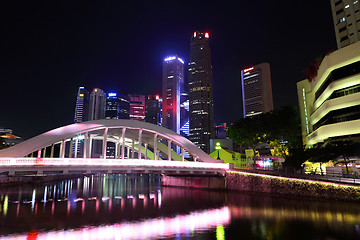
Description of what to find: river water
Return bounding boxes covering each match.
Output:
[0,174,359,240]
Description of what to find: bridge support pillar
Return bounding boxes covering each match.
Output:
[131,139,135,159]
[144,143,148,159]
[102,128,108,159]
[69,138,73,158]
[121,127,126,160]
[60,139,66,158]
[50,144,55,158]
[168,140,172,161]
[83,132,88,158]
[138,129,142,160]
[181,148,184,162]
[154,134,158,160]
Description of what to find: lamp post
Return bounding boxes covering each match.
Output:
[215,142,221,160]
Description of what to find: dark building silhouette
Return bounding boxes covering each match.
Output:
[188,31,215,153]
[145,94,162,126]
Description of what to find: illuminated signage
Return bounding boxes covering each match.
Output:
[164,56,176,62]
[243,67,254,73]
[205,32,209,38]
[108,93,117,97]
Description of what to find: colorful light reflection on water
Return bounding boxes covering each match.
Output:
[0,174,360,239]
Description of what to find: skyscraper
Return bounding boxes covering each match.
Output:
[89,88,106,120]
[128,94,145,121]
[74,87,89,123]
[162,56,185,135]
[105,92,130,119]
[330,0,360,49]
[145,94,162,126]
[241,63,274,118]
[188,31,215,153]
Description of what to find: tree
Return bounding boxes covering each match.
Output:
[227,106,302,163]
[326,140,357,175]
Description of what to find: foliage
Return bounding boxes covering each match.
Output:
[304,51,334,82]
[284,140,358,173]
[227,106,302,161]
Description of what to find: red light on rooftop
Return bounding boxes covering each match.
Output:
[205,32,209,38]
[155,95,160,100]
[243,67,254,73]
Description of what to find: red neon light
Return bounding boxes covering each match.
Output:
[155,95,160,100]
[243,67,254,73]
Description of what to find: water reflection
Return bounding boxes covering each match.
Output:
[0,174,359,239]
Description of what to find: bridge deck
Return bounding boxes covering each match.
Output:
[0,158,232,176]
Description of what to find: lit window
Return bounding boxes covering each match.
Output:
[339,17,346,23]
[345,4,350,8]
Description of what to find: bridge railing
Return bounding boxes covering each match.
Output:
[0,158,233,170]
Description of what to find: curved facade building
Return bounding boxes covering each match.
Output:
[0,119,221,163]
[297,41,360,146]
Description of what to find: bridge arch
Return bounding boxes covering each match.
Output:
[0,119,221,163]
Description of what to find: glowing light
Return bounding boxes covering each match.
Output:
[164,56,176,62]
[79,94,84,97]
[216,225,225,240]
[243,67,254,73]
[193,32,197,37]
[205,32,209,38]
[108,93,117,97]
[155,95,160,100]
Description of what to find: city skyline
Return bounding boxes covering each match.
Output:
[2,1,336,139]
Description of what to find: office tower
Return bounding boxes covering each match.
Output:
[297,41,360,147]
[188,31,215,153]
[330,0,360,49]
[74,87,89,123]
[145,94,162,126]
[105,92,130,119]
[241,63,274,118]
[128,94,145,121]
[180,92,189,137]
[162,56,185,135]
[89,88,106,120]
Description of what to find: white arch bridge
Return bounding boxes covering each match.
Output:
[0,120,232,176]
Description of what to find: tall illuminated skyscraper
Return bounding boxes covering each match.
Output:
[188,31,214,153]
[89,88,106,120]
[162,56,185,135]
[241,63,273,118]
[74,87,89,123]
[330,0,360,49]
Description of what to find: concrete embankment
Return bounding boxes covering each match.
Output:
[161,171,360,202]
[226,171,360,202]
[161,175,226,190]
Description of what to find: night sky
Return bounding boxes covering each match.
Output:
[2,1,336,139]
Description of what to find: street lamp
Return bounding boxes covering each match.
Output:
[215,142,221,160]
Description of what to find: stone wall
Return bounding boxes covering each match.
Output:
[226,171,360,202]
[161,175,226,190]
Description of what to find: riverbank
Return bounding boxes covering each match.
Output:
[226,171,360,202]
